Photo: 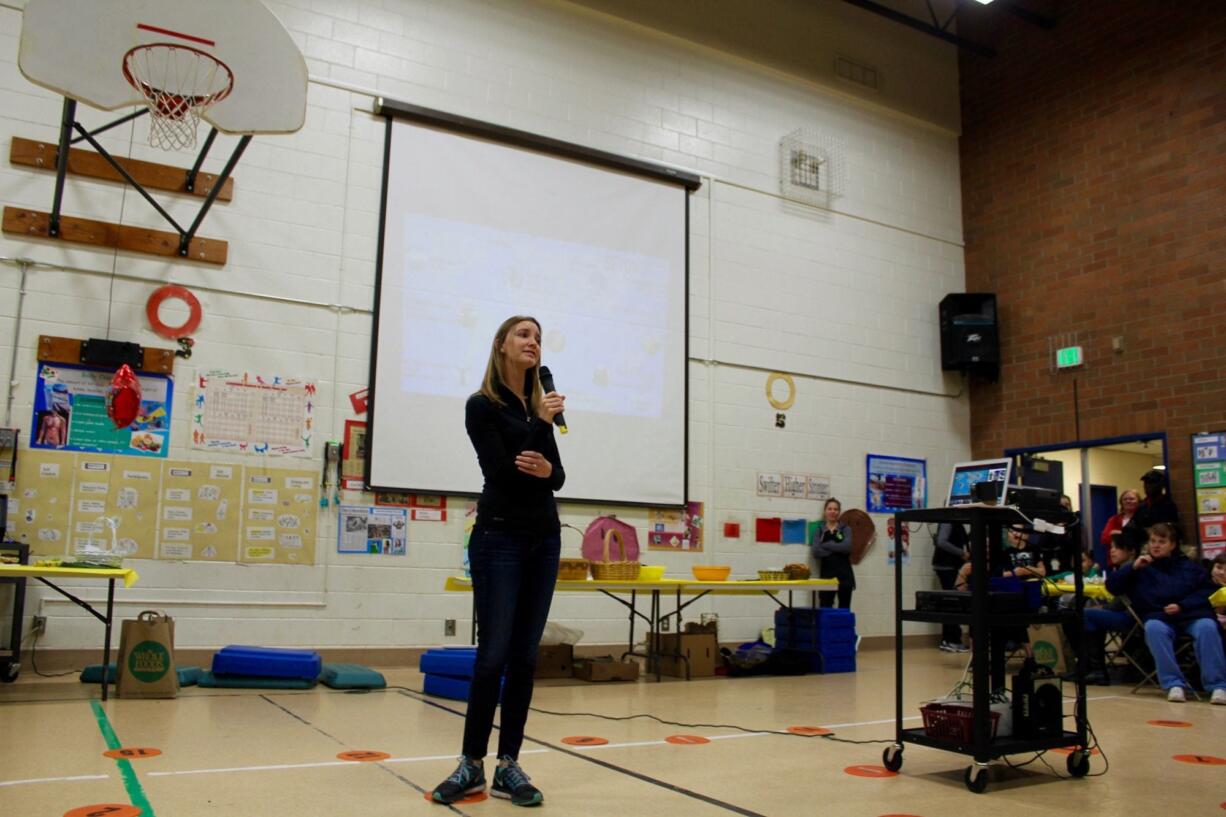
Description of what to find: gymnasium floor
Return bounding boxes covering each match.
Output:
[1,648,1223,817]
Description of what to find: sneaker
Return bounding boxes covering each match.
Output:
[1166,687,1186,703]
[431,756,486,804]
[492,755,543,807]
[938,641,955,652]
[1211,689,1226,706]
[948,642,969,653]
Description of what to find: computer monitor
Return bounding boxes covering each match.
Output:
[946,458,1013,506]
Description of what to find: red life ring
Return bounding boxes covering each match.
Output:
[146,285,202,339]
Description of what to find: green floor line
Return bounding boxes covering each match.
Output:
[91,700,158,817]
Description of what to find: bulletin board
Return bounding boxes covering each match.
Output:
[70,455,159,561]
[160,460,241,561]
[239,466,319,564]
[8,449,76,557]
[1192,431,1226,559]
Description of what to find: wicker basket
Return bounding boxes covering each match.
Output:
[758,570,789,581]
[590,528,640,581]
[557,558,590,581]
[783,563,811,580]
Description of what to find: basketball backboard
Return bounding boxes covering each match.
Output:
[18,0,307,135]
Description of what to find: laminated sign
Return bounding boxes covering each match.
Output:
[117,610,179,698]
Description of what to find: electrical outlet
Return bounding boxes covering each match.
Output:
[444,619,456,636]
[32,615,47,634]
[660,616,670,632]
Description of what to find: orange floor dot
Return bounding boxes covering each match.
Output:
[844,764,897,778]
[665,735,711,745]
[788,726,832,736]
[64,806,141,817]
[1147,719,1193,728]
[561,736,608,746]
[103,747,162,760]
[1173,754,1226,765]
[337,750,390,762]
[423,791,488,805]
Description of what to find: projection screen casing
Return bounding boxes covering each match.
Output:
[369,107,694,506]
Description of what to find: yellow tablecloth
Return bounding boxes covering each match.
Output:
[1041,581,1113,602]
[0,564,140,588]
[444,575,836,594]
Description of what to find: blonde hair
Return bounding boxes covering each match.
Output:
[478,315,543,411]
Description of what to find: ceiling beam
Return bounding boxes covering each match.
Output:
[840,0,996,57]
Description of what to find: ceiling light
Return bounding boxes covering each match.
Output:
[972,0,995,4]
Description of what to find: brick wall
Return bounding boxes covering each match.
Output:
[960,0,1226,515]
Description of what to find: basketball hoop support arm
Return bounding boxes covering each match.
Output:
[46,97,251,257]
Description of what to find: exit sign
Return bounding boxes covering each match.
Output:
[1056,346,1084,368]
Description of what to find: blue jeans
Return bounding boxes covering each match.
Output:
[1084,607,1133,635]
[462,526,560,760]
[1143,617,1226,692]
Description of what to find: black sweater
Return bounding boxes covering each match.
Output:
[465,383,565,535]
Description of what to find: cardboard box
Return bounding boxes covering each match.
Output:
[534,643,574,679]
[651,632,718,678]
[572,656,640,682]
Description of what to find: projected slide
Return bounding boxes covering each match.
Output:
[370,117,690,505]
[399,215,669,418]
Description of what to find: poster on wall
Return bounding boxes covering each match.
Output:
[865,454,927,514]
[31,363,172,458]
[647,501,703,551]
[192,370,315,456]
[337,505,407,555]
[1192,432,1226,558]
[239,466,319,564]
[341,420,367,489]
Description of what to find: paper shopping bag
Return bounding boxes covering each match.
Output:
[1027,623,1068,675]
[116,610,179,699]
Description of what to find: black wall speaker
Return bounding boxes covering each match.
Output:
[939,293,999,375]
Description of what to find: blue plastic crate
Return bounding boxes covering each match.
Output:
[423,673,473,701]
[419,648,478,678]
[212,646,321,680]
[776,623,856,647]
[822,655,856,673]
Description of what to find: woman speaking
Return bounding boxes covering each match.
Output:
[432,315,566,808]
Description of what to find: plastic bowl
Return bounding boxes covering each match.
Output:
[638,565,666,582]
[691,565,732,581]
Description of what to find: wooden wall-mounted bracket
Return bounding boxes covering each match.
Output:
[10,136,235,201]
[38,334,177,375]
[4,206,227,265]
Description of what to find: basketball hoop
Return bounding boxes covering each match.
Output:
[122,43,233,150]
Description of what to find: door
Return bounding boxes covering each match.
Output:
[1086,484,1118,567]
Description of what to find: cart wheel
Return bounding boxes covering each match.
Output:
[1066,749,1090,778]
[0,662,19,683]
[964,765,988,793]
[882,745,903,772]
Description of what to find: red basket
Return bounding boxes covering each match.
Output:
[920,703,999,743]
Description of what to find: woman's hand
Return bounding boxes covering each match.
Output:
[516,450,552,479]
[537,391,566,424]
[1134,554,1153,570]
[1164,603,1181,616]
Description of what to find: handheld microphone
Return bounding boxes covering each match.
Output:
[537,366,567,434]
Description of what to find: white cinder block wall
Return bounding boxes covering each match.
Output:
[0,0,971,651]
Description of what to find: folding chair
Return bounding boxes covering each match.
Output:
[1123,597,1200,698]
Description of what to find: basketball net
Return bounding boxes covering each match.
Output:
[123,43,234,150]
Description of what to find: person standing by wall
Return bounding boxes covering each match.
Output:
[431,315,567,807]
[812,497,855,609]
[932,522,969,651]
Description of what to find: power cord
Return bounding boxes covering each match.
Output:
[526,705,894,745]
[27,630,77,678]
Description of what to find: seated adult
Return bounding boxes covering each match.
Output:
[1106,523,1226,704]
[1077,527,1142,685]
